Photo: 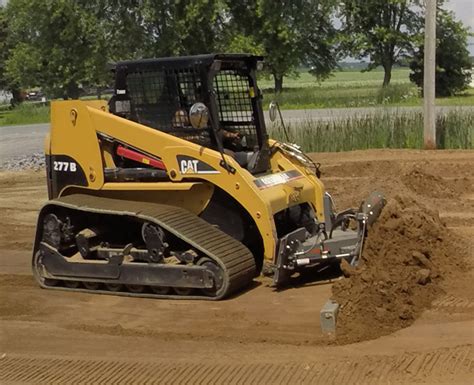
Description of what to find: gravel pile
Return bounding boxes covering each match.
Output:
[0,153,45,171]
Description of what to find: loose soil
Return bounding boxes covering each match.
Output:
[0,149,473,384]
[333,195,466,343]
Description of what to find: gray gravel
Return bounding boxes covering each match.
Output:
[0,152,45,171]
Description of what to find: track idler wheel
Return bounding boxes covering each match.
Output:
[32,251,59,287]
[198,257,225,297]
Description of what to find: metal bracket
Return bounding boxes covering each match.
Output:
[273,228,306,286]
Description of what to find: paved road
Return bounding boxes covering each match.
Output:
[0,123,49,162]
[1,106,472,161]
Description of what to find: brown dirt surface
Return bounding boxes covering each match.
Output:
[0,150,473,384]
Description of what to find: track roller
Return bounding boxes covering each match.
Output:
[106,283,123,292]
[173,287,194,296]
[126,285,145,293]
[83,282,101,290]
[151,286,171,295]
[64,281,81,289]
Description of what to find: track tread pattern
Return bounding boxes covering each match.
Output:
[1,345,472,384]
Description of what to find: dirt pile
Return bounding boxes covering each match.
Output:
[332,194,466,344]
[401,166,456,199]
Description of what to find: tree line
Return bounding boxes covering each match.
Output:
[0,0,472,102]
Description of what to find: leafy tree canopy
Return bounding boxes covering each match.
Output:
[226,0,338,92]
[0,6,8,90]
[139,0,226,57]
[5,0,109,99]
[0,4,24,105]
[340,0,423,87]
[409,8,472,97]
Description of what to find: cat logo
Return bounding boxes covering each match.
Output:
[177,155,220,175]
[180,159,199,174]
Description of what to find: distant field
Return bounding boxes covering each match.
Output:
[260,68,474,109]
[258,68,412,89]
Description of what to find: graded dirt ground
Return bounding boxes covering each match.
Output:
[0,149,473,384]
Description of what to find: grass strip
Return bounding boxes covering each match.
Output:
[267,109,473,151]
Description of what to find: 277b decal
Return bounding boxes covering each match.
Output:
[53,161,77,172]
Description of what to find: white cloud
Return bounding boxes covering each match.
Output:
[445,0,473,30]
[444,0,474,55]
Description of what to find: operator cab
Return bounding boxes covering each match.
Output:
[109,54,270,174]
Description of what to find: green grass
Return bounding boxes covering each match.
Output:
[262,83,420,109]
[258,68,412,89]
[267,109,473,152]
[436,88,474,106]
[260,68,474,109]
[0,103,50,126]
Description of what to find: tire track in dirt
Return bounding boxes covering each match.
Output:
[1,345,472,385]
[433,295,474,310]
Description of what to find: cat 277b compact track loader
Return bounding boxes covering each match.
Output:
[32,54,385,300]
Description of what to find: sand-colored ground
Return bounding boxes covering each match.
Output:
[0,149,472,384]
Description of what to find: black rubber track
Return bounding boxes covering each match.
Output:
[32,194,256,300]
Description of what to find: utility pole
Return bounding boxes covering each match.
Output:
[423,0,436,149]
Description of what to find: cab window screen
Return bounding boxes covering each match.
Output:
[213,70,257,148]
[125,67,211,146]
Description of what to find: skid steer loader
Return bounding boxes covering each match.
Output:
[32,54,385,300]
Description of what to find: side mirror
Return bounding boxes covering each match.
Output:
[269,101,278,122]
[268,100,290,142]
[189,102,209,129]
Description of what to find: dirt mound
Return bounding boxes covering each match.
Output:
[401,166,456,198]
[332,194,466,344]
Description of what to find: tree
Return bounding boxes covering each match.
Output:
[409,9,472,97]
[5,0,109,99]
[226,0,338,93]
[0,5,22,105]
[0,6,7,91]
[340,0,422,87]
[140,0,226,57]
[93,0,149,61]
